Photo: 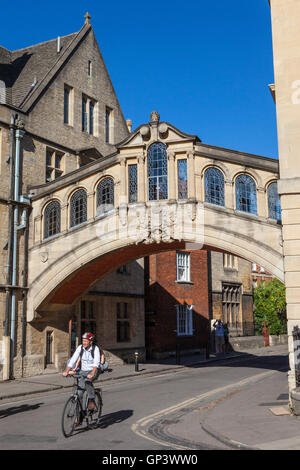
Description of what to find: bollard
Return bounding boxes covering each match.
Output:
[135,351,139,372]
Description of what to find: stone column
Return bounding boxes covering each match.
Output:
[138,153,146,203]
[119,157,127,205]
[167,151,176,202]
[257,187,267,218]
[61,203,68,232]
[225,179,234,209]
[87,191,94,220]
[270,0,300,405]
[187,151,196,201]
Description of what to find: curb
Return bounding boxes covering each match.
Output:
[201,422,259,451]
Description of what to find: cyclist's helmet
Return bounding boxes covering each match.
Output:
[82,332,95,342]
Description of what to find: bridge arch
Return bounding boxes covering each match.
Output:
[27,199,284,321]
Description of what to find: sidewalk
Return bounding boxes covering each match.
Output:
[1,344,297,450]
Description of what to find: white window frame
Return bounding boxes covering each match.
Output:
[176,252,190,282]
[176,304,193,336]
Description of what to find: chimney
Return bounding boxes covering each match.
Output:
[57,36,61,54]
[126,119,132,133]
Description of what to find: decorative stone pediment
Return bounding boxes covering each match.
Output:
[117,111,201,149]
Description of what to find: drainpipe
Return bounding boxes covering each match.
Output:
[18,196,31,377]
[10,126,25,379]
[3,115,16,380]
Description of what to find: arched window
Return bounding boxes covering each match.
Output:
[235,174,257,214]
[44,201,61,239]
[268,182,281,222]
[70,189,87,227]
[96,177,114,216]
[205,167,225,206]
[148,143,168,200]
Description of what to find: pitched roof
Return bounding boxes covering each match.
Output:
[0,23,89,110]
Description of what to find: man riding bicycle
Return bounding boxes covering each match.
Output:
[62,332,107,411]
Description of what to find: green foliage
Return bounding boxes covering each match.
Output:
[253,279,287,335]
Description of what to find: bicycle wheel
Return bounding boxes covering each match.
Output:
[87,390,103,427]
[61,396,80,437]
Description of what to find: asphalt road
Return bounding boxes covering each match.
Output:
[0,350,289,452]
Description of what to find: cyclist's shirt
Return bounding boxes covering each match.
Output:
[67,345,101,371]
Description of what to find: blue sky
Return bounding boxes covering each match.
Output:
[1,0,277,158]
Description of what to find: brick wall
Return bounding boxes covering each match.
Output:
[145,250,210,357]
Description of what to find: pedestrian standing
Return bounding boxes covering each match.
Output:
[213,319,225,354]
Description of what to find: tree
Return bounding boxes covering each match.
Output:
[253,279,287,335]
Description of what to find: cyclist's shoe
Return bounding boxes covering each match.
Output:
[88,400,95,411]
[75,411,84,427]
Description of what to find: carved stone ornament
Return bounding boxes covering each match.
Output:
[15,118,25,129]
[40,251,48,263]
[150,110,160,123]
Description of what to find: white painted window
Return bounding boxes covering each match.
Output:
[176,252,190,282]
[176,304,193,336]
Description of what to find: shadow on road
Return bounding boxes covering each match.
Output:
[97,409,134,429]
[0,402,44,419]
[187,353,289,373]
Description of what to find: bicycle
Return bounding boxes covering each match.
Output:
[61,373,103,437]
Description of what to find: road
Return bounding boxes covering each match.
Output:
[0,350,289,452]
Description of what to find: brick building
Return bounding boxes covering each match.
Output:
[144,249,255,359]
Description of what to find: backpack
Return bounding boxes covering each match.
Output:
[75,343,105,370]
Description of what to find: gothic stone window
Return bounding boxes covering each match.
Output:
[46,148,63,182]
[177,159,188,200]
[80,301,96,338]
[96,177,114,216]
[235,174,257,215]
[222,283,241,328]
[44,200,61,239]
[82,94,96,135]
[205,167,225,206]
[148,142,168,201]
[70,189,87,228]
[117,302,130,342]
[176,304,193,336]
[268,182,282,223]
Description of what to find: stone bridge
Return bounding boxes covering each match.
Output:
[27,113,283,322]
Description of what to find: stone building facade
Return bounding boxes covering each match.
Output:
[209,251,254,337]
[0,16,133,378]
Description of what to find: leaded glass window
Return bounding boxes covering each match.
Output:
[205,167,225,206]
[97,177,114,216]
[148,143,168,201]
[176,251,190,282]
[176,304,193,336]
[128,164,138,203]
[268,182,282,223]
[70,189,87,227]
[235,174,257,214]
[44,201,61,239]
[178,159,188,199]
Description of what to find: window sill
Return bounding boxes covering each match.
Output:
[175,280,194,285]
[177,334,194,337]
